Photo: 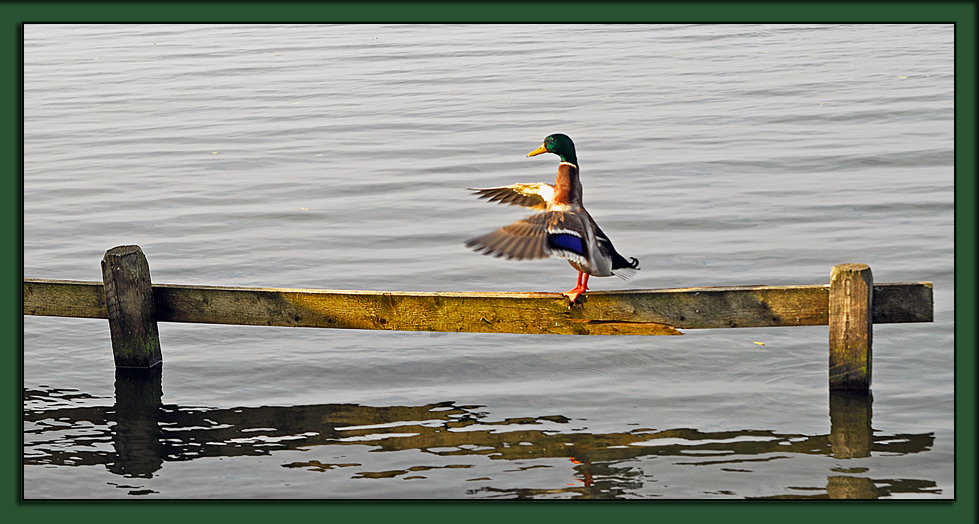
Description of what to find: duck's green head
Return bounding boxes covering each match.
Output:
[527,134,577,165]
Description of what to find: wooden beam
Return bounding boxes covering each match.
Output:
[873,281,933,323]
[23,278,933,336]
[151,284,681,336]
[23,279,105,318]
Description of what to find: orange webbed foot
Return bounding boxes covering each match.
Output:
[562,272,590,304]
[562,288,586,304]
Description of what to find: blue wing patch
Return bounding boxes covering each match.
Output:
[549,233,584,256]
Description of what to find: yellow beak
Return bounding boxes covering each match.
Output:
[527,143,548,157]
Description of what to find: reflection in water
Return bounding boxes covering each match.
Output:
[110,367,164,478]
[470,461,645,500]
[746,390,940,500]
[829,389,873,460]
[825,389,876,500]
[23,369,938,499]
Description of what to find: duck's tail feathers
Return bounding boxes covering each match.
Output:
[611,255,640,280]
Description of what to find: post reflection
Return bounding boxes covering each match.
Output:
[23,374,938,498]
[108,366,164,478]
[827,389,877,500]
[829,389,873,460]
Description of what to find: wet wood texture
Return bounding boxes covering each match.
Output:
[100,245,162,368]
[24,278,932,336]
[829,263,873,389]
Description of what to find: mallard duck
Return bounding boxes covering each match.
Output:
[465,134,640,303]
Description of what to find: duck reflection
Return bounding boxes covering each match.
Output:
[23,369,938,499]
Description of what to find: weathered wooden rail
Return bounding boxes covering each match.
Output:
[23,246,933,390]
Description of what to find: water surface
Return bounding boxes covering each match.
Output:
[24,24,954,499]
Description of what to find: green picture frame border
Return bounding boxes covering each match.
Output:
[4,2,974,522]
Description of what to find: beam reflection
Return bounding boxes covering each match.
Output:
[23,372,938,498]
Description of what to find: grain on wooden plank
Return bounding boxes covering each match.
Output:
[873,282,933,323]
[150,284,831,332]
[577,285,830,329]
[23,279,934,335]
[829,263,873,390]
[152,285,682,336]
[23,279,107,318]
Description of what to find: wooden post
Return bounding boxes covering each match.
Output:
[101,245,162,368]
[829,263,872,389]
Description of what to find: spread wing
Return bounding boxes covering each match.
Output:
[465,212,553,260]
[466,211,600,265]
[469,183,554,211]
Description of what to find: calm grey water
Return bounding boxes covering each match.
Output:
[23,24,954,499]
